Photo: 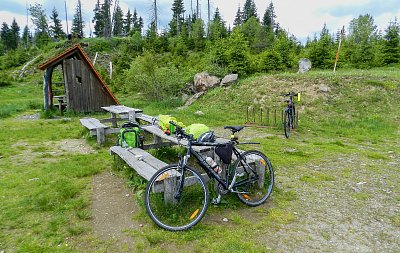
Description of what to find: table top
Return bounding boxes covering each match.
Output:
[101,105,143,114]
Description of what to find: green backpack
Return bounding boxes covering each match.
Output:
[118,122,143,148]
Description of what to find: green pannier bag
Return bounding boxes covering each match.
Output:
[118,122,143,148]
[185,123,210,139]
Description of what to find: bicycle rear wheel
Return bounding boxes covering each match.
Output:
[233,150,274,207]
[145,164,209,231]
[284,109,291,138]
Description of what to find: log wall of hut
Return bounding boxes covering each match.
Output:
[63,58,116,112]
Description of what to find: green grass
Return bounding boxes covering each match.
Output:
[0,67,399,252]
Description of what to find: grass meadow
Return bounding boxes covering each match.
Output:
[0,68,399,252]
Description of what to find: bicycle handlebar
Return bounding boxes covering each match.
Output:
[281,92,299,97]
[169,121,194,141]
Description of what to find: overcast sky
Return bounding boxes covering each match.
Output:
[0,0,399,43]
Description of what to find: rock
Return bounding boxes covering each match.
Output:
[193,72,220,92]
[298,58,312,73]
[220,74,238,86]
[195,111,204,115]
[222,218,228,222]
[319,85,330,93]
[184,92,204,107]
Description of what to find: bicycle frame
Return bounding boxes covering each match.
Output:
[178,140,260,193]
[284,93,297,128]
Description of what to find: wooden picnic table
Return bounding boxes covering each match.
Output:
[101,105,143,128]
[53,95,66,114]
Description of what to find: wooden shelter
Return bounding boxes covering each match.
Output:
[39,44,119,112]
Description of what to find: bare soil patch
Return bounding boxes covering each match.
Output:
[91,171,140,252]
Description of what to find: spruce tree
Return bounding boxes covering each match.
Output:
[308,24,334,69]
[113,5,124,36]
[10,18,20,50]
[133,9,143,34]
[234,5,243,27]
[0,22,12,52]
[209,8,227,41]
[383,19,400,64]
[29,3,50,47]
[169,0,185,36]
[190,18,205,51]
[71,0,84,37]
[21,25,31,49]
[92,0,104,37]
[124,9,133,36]
[243,0,257,23]
[49,7,66,39]
[263,2,276,31]
[102,0,112,37]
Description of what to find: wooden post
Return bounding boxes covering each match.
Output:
[255,159,265,189]
[334,26,345,73]
[96,127,105,145]
[153,135,163,148]
[109,62,112,79]
[111,112,117,128]
[253,107,255,123]
[43,67,53,111]
[164,177,177,204]
[246,107,249,123]
[274,109,277,126]
[260,108,263,125]
[267,108,270,125]
[128,110,136,122]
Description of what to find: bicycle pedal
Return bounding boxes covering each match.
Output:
[211,195,221,205]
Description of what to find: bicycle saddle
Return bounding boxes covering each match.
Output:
[224,126,244,133]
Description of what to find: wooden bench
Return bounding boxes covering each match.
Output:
[80,117,119,145]
[110,146,168,180]
[110,145,212,203]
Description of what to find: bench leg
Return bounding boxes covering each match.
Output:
[255,159,265,189]
[111,113,117,128]
[96,127,105,145]
[164,177,177,204]
[153,135,163,149]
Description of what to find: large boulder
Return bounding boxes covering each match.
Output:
[298,58,312,73]
[220,74,238,86]
[193,72,220,92]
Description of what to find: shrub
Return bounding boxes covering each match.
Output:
[124,51,185,101]
[260,50,285,72]
[0,72,14,87]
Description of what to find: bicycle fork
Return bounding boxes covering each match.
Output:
[174,154,190,200]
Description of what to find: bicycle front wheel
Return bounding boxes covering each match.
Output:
[283,109,291,138]
[145,164,209,231]
[233,150,274,207]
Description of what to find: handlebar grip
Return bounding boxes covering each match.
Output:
[169,121,178,127]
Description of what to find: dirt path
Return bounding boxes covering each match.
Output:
[92,171,139,252]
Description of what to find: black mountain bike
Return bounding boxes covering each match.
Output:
[145,122,274,231]
[282,92,299,138]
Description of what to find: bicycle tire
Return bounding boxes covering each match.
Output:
[145,164,209,231]
[284,109,291,138]
[233,150,274,207]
